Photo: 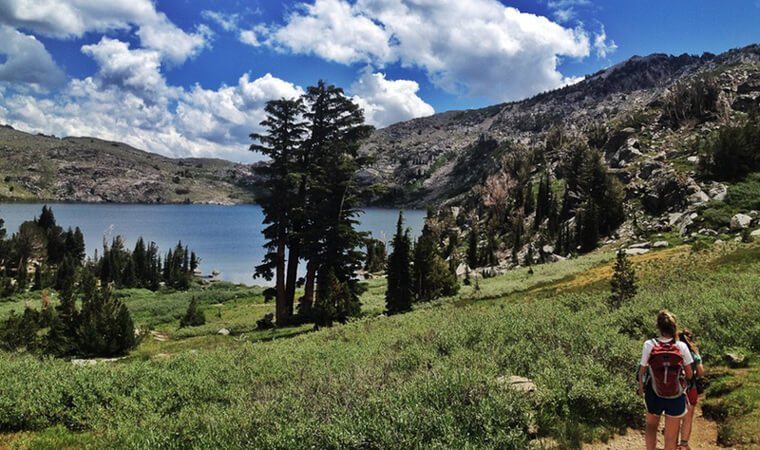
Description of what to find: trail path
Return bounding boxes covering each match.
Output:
[585,405,729,450]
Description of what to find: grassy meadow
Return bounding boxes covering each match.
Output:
[0,241,759,449]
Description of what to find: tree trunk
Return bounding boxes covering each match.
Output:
[302,259,317,313]
[274,239,287,325]
[284,239,299,318]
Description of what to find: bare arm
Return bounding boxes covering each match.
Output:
[684,364,693,381]
[696,363,705,378]
[638,365,647,395]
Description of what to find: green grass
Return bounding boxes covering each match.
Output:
[703,362,760,447]
[0,243,759,448]
[699,172,760,229]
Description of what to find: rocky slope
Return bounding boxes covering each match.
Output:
[0,126,262,205]
[358,44,760,214]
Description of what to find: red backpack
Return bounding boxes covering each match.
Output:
[646,339,687,399]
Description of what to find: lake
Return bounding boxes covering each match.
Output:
[0,203,425,285]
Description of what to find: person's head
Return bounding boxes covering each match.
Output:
[679,328,699,354]
[656,310,678,338]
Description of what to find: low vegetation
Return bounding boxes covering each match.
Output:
[0,238,757,448]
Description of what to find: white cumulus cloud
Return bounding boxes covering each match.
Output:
[0,25,65,90]
[252,0,591,101]
[350,70,433,128]
[0,0,210,64]
[593,25,618,59]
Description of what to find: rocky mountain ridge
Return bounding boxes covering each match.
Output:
[0,126,262,205]
[358,45,760,214]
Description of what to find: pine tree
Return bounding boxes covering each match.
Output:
[609,250,637,308]
[299,81,374,322]
[180,297,206,328]
[412,224,459,302]
[467,228,479,269]
[76,283,136,357]
[250,99,308,326]
[385,212,413,314]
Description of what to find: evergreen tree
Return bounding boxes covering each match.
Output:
[54,255,76,292]
[385,212,413,314]
[609,250,637,308]
[180,297,206,328]
[299,81,374,322]
[412,225,459,302]
[250,99,308,326]
[76,284,137,357]
[32,264,42,290]
[467,228,479,269]
[524,182,535,215]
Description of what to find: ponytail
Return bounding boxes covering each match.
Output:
[679,328,699,355]
[656,310,678,339]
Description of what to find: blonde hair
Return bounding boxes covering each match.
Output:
[656,310,678,339]
[679,328,699,355]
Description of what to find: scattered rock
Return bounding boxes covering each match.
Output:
[541,244,555,255]
[730,213,752,231]
[218,328,230,336]
[688,190,710,205]
[455,262,471,277]
[71,359,97,367]
[629,242,650,249]
[724,352,748,368]
[687,155,699,164]
[707,183,728,202]
[652,241,669,248]
[625,248,650,256]
[150,330,169,342]
[496,375,536,394]
[751,229,760,237]
[698,228,717,236]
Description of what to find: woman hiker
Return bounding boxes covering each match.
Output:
[638,310,694,450]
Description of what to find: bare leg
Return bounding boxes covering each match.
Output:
[646,413,660,450]
[680,403,695,444]
[664,414,682,450]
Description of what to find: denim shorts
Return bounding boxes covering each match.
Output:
[644,384,687,417]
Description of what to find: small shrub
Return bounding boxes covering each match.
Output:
[179,297,205,328]
[662,75,720,129]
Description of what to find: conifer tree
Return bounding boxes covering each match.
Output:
[250,98,308,325]
[299,81,373,322]
[180,297,206,328]
[609,250,637,308]
[467,228,479,269]
[385,212,413,314]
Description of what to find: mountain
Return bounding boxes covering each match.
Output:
[0,126,262,204]
[359,44,760,209]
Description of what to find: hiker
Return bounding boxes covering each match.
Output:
[677,328,705,450]
[638,310,694,450]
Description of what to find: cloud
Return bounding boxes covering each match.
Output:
[254,0,590,101]
[263,0,392,65]
[350,70,433,128]
[0,62,305,162]
[201,10,240,32]
[0,0,209,64]
[546,0,591,23]
[136,15,212,65]
[81,38,169,101]
[593,25,617,58]
[0,25,65,90]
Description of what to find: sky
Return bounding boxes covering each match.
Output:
[0,1,758,163]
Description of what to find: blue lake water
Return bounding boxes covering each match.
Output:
[0,204,425,285]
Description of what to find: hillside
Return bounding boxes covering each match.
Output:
[0,126,262,205]
[359,45,760,209]
[1,236,759,448]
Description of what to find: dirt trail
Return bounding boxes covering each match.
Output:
[585,405,729,450]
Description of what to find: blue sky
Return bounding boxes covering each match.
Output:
[0,1,758,162]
